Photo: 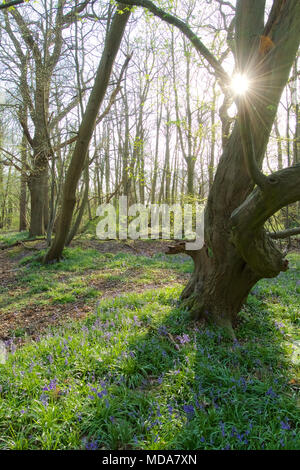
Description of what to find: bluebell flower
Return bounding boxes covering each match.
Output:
[280,419,290,431]
[176,334,190,345]
[158,325,168,336]
[85,440,98,450]
[266,386,277,398]
[183,404,195,420]
[47,355,53,364]
[97,389,108,398]
[40,393,49,407]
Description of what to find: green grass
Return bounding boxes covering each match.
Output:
[0,251,299,450]
[0,231,29,247]
[0,246,191,314]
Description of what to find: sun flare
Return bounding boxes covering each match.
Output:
[231,74,250,95]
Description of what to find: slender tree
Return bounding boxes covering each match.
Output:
[44,3,131,263]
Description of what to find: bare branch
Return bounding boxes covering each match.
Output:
[0,146,30,174]
[269,227,300,239]
[124,0,230,86]
[10,7,42,62]
[62,0,97,27]
[96,53,132,126]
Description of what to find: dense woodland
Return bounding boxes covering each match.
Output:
[0,0,299,452]
[0,1,298,232]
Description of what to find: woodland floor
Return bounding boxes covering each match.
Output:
[0,236,190,340]
[0,230,299,450]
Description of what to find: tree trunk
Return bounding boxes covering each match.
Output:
[44,4,130,263]
[0,149,4,229]
[28,168,47,237]
[186,157,195,196]
[181,134,300,334]
[19,133,27,231]
[66,157,89,245]
[174,0,300,331]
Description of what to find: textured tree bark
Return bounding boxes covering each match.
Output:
[181,153,300,333]
[28,167,47,237]
[19,133,27,232]
[161,0,300,333]
[66,158,90,246]
[0,162,3,229]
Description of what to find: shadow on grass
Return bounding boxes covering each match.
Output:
[78,285,299,451]
[0,254,298,450]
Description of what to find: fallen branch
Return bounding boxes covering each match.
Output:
[0,237,45,251]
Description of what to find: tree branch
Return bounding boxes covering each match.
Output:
[230,163,300,276]
[10,7,41,62]
[0,146,30,174]
[19,115,34,148]
[124,0,230,85]
[62,0,97,27]
[0,0,24,10]
[95,53,132,126]
[269,227,300,239]
[238,97,271,190]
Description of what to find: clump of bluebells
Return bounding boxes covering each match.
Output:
[0,252,299,450]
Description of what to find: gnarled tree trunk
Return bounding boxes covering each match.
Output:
[139,0,300,333]
[178,0,300,331]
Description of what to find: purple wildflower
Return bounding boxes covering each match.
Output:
[280,419,290,431]
[176,334,190,345]
[47,355,53,364]
[40,393,49,407]
[219,421,226,437]
[158,325,168,336]
[97,389,108,398]
[183,404,195,420]
[85,440,98,450]
[266,387,277,398]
